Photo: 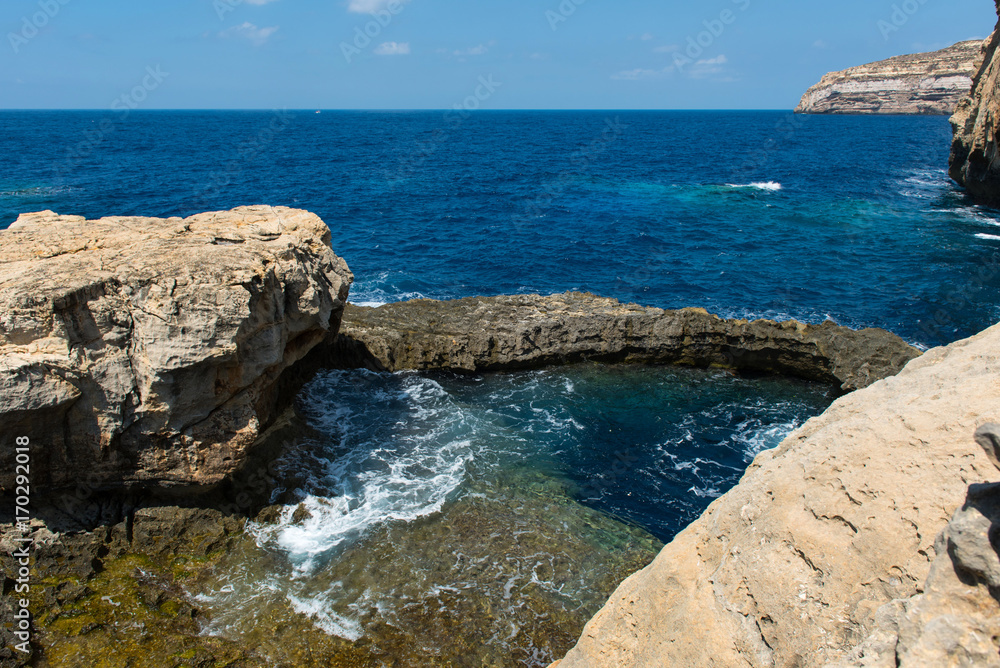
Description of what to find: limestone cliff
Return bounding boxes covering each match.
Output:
[552,322,1000,667]
[334,293,919,391]
[0,206,352,491]
[795,40,983,115]
[950,5,1000,205]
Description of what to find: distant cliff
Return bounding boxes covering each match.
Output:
[950,6,1000,204]
[796,40,983,115]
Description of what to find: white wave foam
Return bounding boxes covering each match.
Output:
[724,181,782,191]
[976,233,1000,241]
[0,185,75,198]
[249,371,476,575]
[347,271,428,309]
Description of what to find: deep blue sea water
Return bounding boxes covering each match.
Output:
[4,110,1000,662]
[2,110,999,347]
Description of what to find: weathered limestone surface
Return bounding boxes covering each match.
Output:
[335,293,920,391]
[0,206,352,491]
[796,40,983,115]
[950,5,1000,205]
[552,322,1000,667]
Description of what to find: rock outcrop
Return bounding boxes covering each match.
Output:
[796,40,983,115]
[552,321,1000,667]
[950,6,1000,205]
[0,206,352,491]
[334,293,920,391]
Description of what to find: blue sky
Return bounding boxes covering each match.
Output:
[0,0,996,109]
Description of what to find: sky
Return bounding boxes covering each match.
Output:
[0,0,996,110]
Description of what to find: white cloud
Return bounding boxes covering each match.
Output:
[244,0,280,4]
[220,22,279,46]
[653,44,679,53]
[690,54,729,79]
[640,32,653,41]
[348,0,409,13]
[454,44,488,56]
[374,41,410,55]
[611,66,673,81]
[812,39,829,49]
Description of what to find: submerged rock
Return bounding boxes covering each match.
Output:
[951,6,1000,204]
[0,206,352,491]
[334,292,920,392]
[796,40,983,115]
[551,321,1000,667]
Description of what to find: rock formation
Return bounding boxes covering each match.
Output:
[795,40,983,115]
[0,206,352,491]
[552,322,1000,667]
[950,6,1000,205]
[334,293,920,391]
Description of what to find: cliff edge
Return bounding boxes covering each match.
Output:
[0,206,352,491]
[796,40,983,115]
[950,5,1000,205]
[552,322,1000,667]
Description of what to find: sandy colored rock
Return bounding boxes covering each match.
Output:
[951,5,1000,204]
[336,293,920,391]
[0,206,352,491]
[552,322,1000,667]
[796,41,983,115]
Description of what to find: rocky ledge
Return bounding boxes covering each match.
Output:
[0,206,352,491]
[333,293,920,392]
[552,322,1000,667]
[795,40,983,115]
[951,5,1000,205]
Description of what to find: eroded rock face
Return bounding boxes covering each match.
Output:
[0,206,352,491]
[950,5,1000,205]
[796,40,983,115]
[551,322,1000,668]
[335,293,920,391]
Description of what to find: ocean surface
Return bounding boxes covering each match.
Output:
[4,110,999,663]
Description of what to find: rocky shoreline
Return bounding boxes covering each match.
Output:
[333,293,919,391]
[0,205,933,666]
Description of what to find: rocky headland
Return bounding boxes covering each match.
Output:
[0,206,352,491]
[795,40,983,115]
[950,7,1000,204]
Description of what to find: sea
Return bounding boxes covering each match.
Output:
[3,110,999,665]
